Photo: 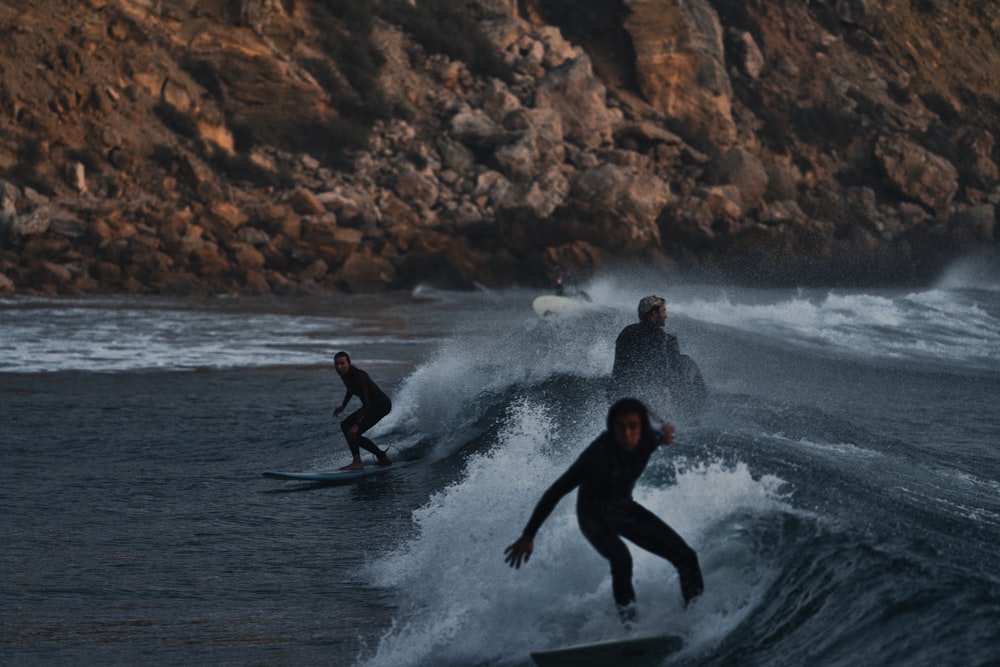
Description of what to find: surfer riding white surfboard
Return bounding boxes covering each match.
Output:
[532,265,595,317]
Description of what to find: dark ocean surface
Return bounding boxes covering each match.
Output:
[3,261,999,666]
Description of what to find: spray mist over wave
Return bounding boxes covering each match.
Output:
[677,286,999,369]
[359,399,796,667]
[377,304,622,459]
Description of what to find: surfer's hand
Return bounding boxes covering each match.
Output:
[333,406,344,417]
[659,423,676,445]
[504,536,533,569]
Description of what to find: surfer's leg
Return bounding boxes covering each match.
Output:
[352,403,392,465]
[356,436,391,466]
[339,412,365,468]
[578,511,636,613]
[618,503,704,605]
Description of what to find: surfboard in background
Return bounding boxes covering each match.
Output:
[532,294,598,317]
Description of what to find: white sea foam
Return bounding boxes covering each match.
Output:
[360,399,793,667]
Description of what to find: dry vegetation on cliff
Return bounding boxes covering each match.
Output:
[0,0,998,296]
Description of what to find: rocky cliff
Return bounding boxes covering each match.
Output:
[1,0,998,296]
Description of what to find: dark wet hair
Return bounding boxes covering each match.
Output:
[334,351,351,363]
[606,398,653,437]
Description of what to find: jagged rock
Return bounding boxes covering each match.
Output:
[36,261,74,286]
[65,162,88,194]
[379,194,421,228]
[951,126,1000,190]
[728,29,765,80]
[706,147,769,212]
[759,200,807,227]
[836,0,872,27]
[570,163,669,238]
[187,239,228,277]
[288,188,326,216]
[450,108,502,149]
[232,242,266,270]
[95,261,123,284]
[537,26,583,69]
[298,259,328,282]
[623,0,736,150]
[875,135,959,213]
[535,55,614,149]
[209,201,249,230]
[8,207,53,238]
[334,251,396,293]
[316,190,380,227]
[662,194,716,247]
[495,110,565,181]
[437,137,477,173]
[483,79,523,122]
[0,270,14,295]
[237,226,270,246]
[393,168,439,208]
[700,185,744,222]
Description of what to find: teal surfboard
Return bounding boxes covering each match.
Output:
[531,633,683,667]
[262,465,394,484]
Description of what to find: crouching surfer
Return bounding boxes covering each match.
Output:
[332,351,392,470]
[503,398,703,622]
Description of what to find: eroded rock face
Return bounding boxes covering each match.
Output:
[535,55,615,149]
[623,0,736,151]
[0,0,998,295]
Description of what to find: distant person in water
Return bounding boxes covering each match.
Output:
[553,265,591,301]
[504,398,703,622]
[332,351,392,470]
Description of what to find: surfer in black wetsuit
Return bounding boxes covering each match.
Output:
[608,295,706,418]
[332,351,392,470]
[503,398,703,621]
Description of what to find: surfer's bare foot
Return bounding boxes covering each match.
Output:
[376,457,392,467]
[339,462,364,471]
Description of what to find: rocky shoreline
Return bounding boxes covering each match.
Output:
[1,1,998,297]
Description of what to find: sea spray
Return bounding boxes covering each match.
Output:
[360,400,796,666]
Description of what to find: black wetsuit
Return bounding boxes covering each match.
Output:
[337,366,392,458]
[520,430,703,610]
[608,321,682,406]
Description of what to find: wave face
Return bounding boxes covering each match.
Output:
[2,270,998,666]
[348,276,1000,666]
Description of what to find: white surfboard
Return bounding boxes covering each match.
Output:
[531,633,683,667]
[532,294,595,317]
[262,465,394,484]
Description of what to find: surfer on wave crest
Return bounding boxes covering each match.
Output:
[332,351,392,470]
[504,398,703,623]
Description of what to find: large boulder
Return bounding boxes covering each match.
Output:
[535,55,614,149]
[875,135,959,214]
[706,147,769,213]
[494,108,565,180]
[334,250,396,293]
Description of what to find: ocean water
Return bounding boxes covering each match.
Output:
[2,259,999,666]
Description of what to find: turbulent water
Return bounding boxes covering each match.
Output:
[3,259,999,667]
